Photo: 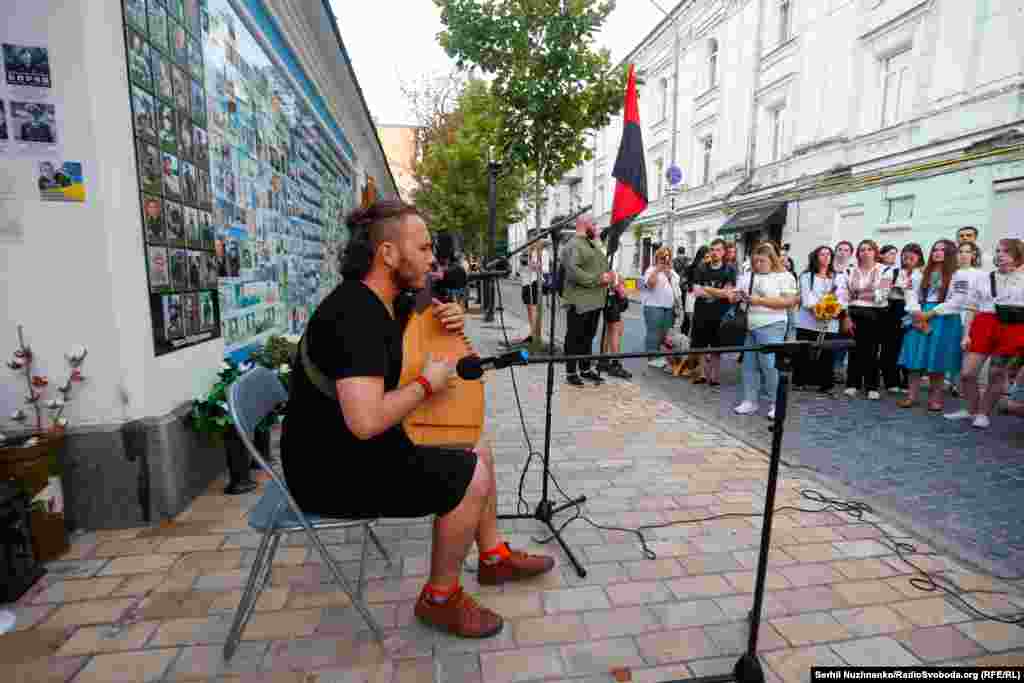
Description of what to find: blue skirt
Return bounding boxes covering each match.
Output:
[898,303,963,374]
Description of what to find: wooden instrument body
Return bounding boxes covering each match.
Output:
[398,303,485,448]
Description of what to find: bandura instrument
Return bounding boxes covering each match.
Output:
[398,285,485,448]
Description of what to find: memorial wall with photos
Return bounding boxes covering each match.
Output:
[121,0,358,358]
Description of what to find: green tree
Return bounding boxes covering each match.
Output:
[436,0,625,344]
[410,78,530,257]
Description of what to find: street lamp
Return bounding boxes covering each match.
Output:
[648,0,682,248]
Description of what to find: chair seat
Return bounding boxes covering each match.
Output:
[247,482,364,531]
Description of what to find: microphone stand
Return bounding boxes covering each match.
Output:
[497,217,590,578]
[507,338,854,683]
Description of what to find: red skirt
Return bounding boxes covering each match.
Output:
[968,312,1024,357]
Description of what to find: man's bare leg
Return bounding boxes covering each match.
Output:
[473,445,500,553]
[428,449,491,588]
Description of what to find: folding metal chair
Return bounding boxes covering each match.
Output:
[223,367,390,661]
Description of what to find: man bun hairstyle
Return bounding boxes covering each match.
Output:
[340,199,421,280]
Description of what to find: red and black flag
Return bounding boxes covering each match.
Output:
[602,64,648,257]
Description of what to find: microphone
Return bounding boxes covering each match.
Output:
[456,350,529,380]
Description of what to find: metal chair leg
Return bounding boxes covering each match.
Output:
[304,528,384,642]
[223,532,281,662]
[367,524,391,567]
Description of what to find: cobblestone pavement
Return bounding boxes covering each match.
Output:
[496,280,1024,579]
[3,307,1023,682]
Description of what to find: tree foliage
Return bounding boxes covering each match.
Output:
[409,78,530,255]
[435,0,625,196]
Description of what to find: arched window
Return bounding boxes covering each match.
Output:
[707,39,719,89]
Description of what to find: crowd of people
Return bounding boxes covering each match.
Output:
[548,215,1024,430]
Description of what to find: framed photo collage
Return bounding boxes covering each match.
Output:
[121,0,220,355]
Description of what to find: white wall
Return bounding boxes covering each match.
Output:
[0,0,224,428]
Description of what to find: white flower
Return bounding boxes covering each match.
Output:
[278,364,291,374]
[23,437,39,448]
[66,345,88,365]
[283,334,300,344]
[239,361,253,372]
[46,399,64,410]
[54,417,68,428]
[217,401,228,410]
[220,362,232,372]
[0,433,6,444]
[10,409,26,421]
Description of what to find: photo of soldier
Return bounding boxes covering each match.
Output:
[3,44,52,88]
[148,2,169,54]
[181,160,198,205]
[197,168,212,208]
[165,200,186,246]
[132,89,157,141]
[184,293,201,336]
[183,206,199,246]
[169,248,188,291]
[11,102,57,144]
[162,152,181,198]
[153,52,173,104]
[158,104,176,154]
[173,23,189,66]
[165,294,183,339]
[126,32,151,91]
[199,291,216,331]
[192,126,209,166]
[142,195,165,244]
[125,0,147,33]
[0,102,7,141]
[188,250,202,290]
[137,140,163,195]
[178,116,193,160]
[189,37,203,77]
[191,80,205,125]
[148,246,170,291]
[204,252,218,288]
[172,65,189,117]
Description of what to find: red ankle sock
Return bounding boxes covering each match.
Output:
[424,580,459,604]
[481,542,511,565]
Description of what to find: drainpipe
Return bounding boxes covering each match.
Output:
[741,0,767,192]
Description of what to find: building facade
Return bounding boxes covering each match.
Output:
[515,0,1024,276]
[376,124,423,201]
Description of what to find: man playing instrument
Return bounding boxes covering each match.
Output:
[280,200,554,639]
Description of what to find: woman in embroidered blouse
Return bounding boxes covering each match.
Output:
[880,243,924,394]
[897,239,964,412]
[944,238,1024,428]
[793,246,847,394]
[842,240,888,400]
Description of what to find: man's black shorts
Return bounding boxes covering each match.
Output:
[292,446,478,520]
[522,282,540,305]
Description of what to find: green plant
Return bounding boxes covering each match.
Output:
[189,358,246,437]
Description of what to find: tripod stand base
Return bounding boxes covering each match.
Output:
[498,496,588,578]
[658,653,763,683]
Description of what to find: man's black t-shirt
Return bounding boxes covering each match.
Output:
[280,280,414,512]
[692,262,737,322]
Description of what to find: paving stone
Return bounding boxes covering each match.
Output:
[830,605,913,637]
[770,612,851,646]
[897,625,987,662]
[832,580,906,606]
[636,627,719,664]
[514,613,588,645]
[71,648,180,682]
[956,621,1024,652]
[543,586,612,613]
[890,598,973,627]
[778,563,844,587]
[560,637,644,676]
[56,621,159,656]
[703,621,789,654]
[666,574,735,601]
[606,580,673,606]
[38,597,138,629]
[480,646,565,683]
[165,641,270,679]
[652,599,731,629]
[765,645,848,683]
[830,636,922,667]
[774,586,849,614]
[582,606,661,639]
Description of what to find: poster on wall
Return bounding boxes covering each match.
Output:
[0,40,63,162]
[37,160,85,202]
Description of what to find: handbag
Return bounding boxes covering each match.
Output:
[991,271,1024,324]
[718,273,755,347]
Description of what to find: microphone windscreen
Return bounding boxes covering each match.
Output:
[455,355,484,380]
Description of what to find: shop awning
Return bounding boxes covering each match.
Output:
[717,202,787,236]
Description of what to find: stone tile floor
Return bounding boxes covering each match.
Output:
[3,312,1024,682]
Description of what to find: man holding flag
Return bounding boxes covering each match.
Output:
[595,63,649,376]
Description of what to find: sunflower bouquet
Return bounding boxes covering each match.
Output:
[811,293,843,355]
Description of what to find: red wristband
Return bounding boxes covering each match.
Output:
[415,375,433,398]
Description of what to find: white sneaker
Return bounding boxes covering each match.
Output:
[843,388,858,398]
[767,405,776,419]
[648,358,666,368]
[944,409,972,421]
[734,401,758,415]
[972,415,990,429]
[867,391,880,400]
